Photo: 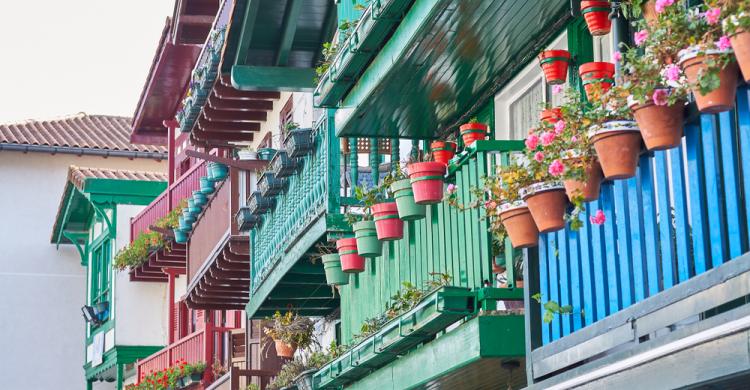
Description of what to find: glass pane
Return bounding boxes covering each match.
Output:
[509,79,543,140]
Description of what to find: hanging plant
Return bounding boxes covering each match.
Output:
[724,0,750,83]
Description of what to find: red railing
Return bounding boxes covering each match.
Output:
[131,160,208,240]
[137,330,205,382]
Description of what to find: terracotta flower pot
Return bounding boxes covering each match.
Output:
[521,183,568,233]
[642,0,657,24]
[588,120,643,180]
[499,201,539,248]
[538,50,571,85]
[580,1,612,36]
[390,179,426,221]
[372,202,403,241]
[459,123,488,146]
[353,220,381,257]
[631,100,685,151]
[730,30,750,83]
[679,47,739,113]
[579,62,615,101]
[431,141,457,165]
[407,162,446,205]
[540,108,563,126]
[562,158,603,202]
[336,238,365,273]
[274,339,297,359]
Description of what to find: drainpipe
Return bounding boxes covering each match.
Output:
[0,143,167,160]
[611,2,630,77]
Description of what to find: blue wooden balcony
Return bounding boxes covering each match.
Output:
[525,85,750,386]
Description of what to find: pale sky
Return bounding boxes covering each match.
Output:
[0,1,176,124]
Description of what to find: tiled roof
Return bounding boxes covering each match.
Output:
[68,165,168,191]
[0,113,167,154]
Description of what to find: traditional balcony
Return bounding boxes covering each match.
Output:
[524,87,750,388]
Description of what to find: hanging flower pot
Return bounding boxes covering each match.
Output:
[521,182,568,233]
[285,128,314,158]
[588,120,642,180]
[538,50,571,85]
[322,253,349,286]
[390,178,426,221]
[678,47,739,113]
[200,176,215,195]
[459,122,488,146]
[499,201,539,248]
[431,141,457,165]
[336,238,365,273]
[248,191,276,215]
[182,209,196,224]
[193,190,207,207]
[187,198,201,214]
[580,1,612,36]
[208,162,228,181]
[353,220,381,257]
[729,29,750,83]
[178,217,192,232]
[274,339,297,359]
[257,148,277,161]
[641,0,657,25]
[258,171,288,197]
[271,150,299,178]
[408,162,446,205]
[562,157,603,203]
[540,108,563,126]
[631,100,685,151]
[237,149,257,160]
[372,202,403,241]
[579,62,615,101]
[173,228,189,244]
[236,207,262,231]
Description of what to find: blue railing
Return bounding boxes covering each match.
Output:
[536,85,750,344]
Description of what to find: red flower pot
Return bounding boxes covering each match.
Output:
[407,162,446,205]
[431,141,457,165]
[581,1,612,36]
[372,202,403,241]
[540,108,563,126]
[538,50,571,85]
[336,238,365,273]
[579,62,615,101]
[459,123,488,146]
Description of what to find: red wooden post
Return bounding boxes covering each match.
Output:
[166,269,176,344]
[204,311,214,383]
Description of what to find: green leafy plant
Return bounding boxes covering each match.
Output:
[345,184,386,224]
[246,384,260,390]
[531,293,574,324]
[125,360,206,390]
[264,311,316,351]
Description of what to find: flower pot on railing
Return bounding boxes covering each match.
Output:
[459,122,488,146]
[538,50,571,85]
[208,162,228,181]
[540,108,563,126]
[294,369,317,390]
[390,178,426,221]
[678,46,739,113]
[630,99,685,151]
[248,191,276,215]
[588,120,642,180]
[322,253,349,286]
[580,1,611,36]
[285,128,314,158]
[431,141,457,165]
[336,238,365,273]
[562,155,603,203]
[178,217,192,232]
[237,149,257,161]
[182,209,196,224]
[499,201,539,248]
[274,339,297,359]
[173,228,189,244]
[187,198,201,214]
[521,182,568,233]
[353,220,381,257]
[372,202,403,241]
[407,162,446,205]
[271,150,299,178]
[258,171,288,197]
[199,176,215,195]
[193,190,207,207]
[579,62,615,101]
[257,147,277,161]
[730,29,750,82]
[236,207,262,231]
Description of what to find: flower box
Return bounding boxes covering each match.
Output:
[257,171,288,197]
[270,150,299,178]
[236,207,262,231]
[284,128,314,158]
[247,191,276,215]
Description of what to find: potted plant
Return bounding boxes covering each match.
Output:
[264,311,315,359]
[248,191,276,215]
[336,238,365,273]
[540,107,563,126]
[348,185,385,257]
[386,162,426,221]
[579,61,616,101]
[257,147,277,161]
[538,50,571,85]
[207,161,228,181]
[199,176,215,194]
[459,117,488,146]
[724,0,750,82]
[493,164,540,248]
[408,160,447,205]
[321,253,349,286]
[258,169,288,197]
[581,1,612,36]
[372,201,403,241]
[267,350,333,390]
[430,139,457,165]
[271,150,299,178]
[521,126,569,233]
[182,208,196,224]
[620,0,658,24]
[284,122,315,158]
[236,207,262,231]
[174,228,189,244]
[237,146,257,160]
[193,190,207,207]
[178,361,206,387]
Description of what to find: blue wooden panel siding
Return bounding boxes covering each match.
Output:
[537,86,750,344]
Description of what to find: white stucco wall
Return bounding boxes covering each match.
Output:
[0,151,164,390]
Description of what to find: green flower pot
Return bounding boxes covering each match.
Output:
[200,177,215,194]
[182,209,196,224]
[390,179,426,221]
[322,254,349,286]
[353,220,381,258]
[173,228,189,244]
[257,147,277,161]
[208,162,228,181]
[193,190,207,206]
[178,217,192,231]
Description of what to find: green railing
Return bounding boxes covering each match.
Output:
[250,110,341,292]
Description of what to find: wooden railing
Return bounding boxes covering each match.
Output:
[130,160,208,240]
[531,85,750,346]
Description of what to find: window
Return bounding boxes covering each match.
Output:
[89,238,111,324]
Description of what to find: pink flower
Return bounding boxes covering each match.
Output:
[613,51,622,62]
[664,64,681,82]
[704,8,721,25]
[634,30,649,46]
[590,209,606,225]
[554,120,566,135]
[485,200,497,210]
[541,131,556,146]
[446,184,457,194]
[525,134,539,150]
[534,151,545,162]
[652,89,669,106]
[552,84,564,95]
[548,159,565,176]
[655,0,675,13]
[717,35,732,51]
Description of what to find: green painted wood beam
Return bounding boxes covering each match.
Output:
[234,0,260,66]
[275,0,303,66]
[231,65,317,92]
[83,179,167,198]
